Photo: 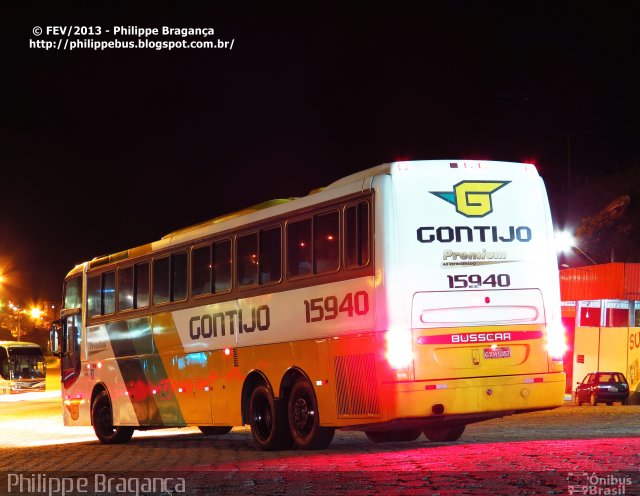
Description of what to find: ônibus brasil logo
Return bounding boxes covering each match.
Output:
[430,180,510,218]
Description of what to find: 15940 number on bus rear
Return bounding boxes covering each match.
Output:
[447,274,511,289]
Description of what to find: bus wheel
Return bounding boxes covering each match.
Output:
[590,393,598,406]
[575,395,582,406]
[91,391,134,444]
[423,424,465,442]
[365,429,422,443]
[249,385,293,451]
[198,426,232,435]
[288,380,335,450]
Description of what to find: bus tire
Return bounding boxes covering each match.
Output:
[423,424,465,442]
[198,426,232,435]
[249,385,293,451]
[590,393,598,406]
[288,380,335,450]
[365,429,422,443]
[91,391,134,444]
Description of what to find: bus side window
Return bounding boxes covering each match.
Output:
[213,239,231,292]
[345,201,370,268]
[288,219,312,278]
[88,272,116,317]
[259,226,282,285]
[103,271,116,315]
[172,252,188,301]
[135,262,150,308]
[64,276,82,309]
[314,211,339,273]
[153,257,170,304]
[237,233,259,287]
[192,244,212,296]
[87,275,101,318]
[118,266,134,311]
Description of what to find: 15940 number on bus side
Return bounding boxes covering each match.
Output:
[304,291,369,323]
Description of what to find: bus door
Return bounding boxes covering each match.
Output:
[51,312,82,389]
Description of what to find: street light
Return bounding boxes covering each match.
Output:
[30,306,43,320]
[555,230,598,265]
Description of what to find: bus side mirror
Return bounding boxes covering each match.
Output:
[49,320,62,357]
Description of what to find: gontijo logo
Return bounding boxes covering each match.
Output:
[431,181,510,218]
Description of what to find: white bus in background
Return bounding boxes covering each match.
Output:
[0,341,46,394]
[50,160,566,449]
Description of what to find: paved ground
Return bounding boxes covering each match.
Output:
[0,361,638,495]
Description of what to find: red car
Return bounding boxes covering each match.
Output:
[575,372,630,406]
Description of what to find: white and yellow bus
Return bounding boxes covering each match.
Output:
[0,341,46,394]
[50,160,566,449]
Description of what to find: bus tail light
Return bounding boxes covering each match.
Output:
[385,328,414,380]
[545,321,567,361]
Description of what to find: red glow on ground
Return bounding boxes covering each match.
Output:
[179,437,639,473]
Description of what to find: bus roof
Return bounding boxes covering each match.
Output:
[76,165,390,276]
[69,159,538,278]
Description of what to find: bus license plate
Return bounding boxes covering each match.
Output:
[609,386,618,392]
[483,347,511,359]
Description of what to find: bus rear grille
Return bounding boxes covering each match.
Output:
[334,353,380,417]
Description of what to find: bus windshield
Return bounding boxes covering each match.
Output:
[9,347,46,380]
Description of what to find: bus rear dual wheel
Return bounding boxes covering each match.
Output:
[365,425,465,443]
[249,380,335,451]
[91,391,134,444]
[423,424,465,442]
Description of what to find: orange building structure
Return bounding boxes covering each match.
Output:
[560,262,640,403]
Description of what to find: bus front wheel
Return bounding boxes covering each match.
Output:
[288,380,335,450]
[249,385,293,451]
[423,424,465,442]
[91,391,134,444]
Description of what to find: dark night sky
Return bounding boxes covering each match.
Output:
[1,3,639,304]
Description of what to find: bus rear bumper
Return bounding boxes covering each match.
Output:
[381,372,566,423]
